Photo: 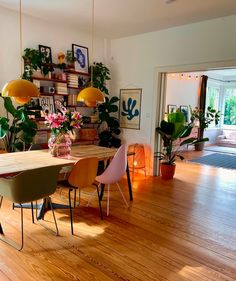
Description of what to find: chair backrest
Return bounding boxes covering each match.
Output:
[96,144,127,184]
[0,166,61,204]
[68,157,98,189]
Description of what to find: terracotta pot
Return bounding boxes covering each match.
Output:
[160,163,176,180]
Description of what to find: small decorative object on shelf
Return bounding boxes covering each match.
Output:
[45,109,82,157]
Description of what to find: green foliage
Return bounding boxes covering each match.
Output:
[22,48,53,80]
[91,62,121,148]
[224,94,236,125]
[0,97,37,152]
[97,96,121,148]
[90,62,110,96]
[155,112,193,165]
[65,50,76,64]
[190,106,220,141]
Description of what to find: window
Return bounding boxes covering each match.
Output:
[206,83,220,127]
[223,88,236,126]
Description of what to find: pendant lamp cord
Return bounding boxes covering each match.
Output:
[91,0,94,87]
[20,0,23,77]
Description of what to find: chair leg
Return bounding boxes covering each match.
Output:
[36,197,59,236]
[74,189,76,208]
[93,183,103,220]
[0,202,24,251]
[116,182,129,208]
[48,197,59,236]
[107,184,110,216]
[31,202,34,224]
[12,203,15,210]
[68,189,74,235]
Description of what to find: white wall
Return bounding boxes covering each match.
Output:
[0,6,106,115]
[165,73,201,118]
[110,15,236,173]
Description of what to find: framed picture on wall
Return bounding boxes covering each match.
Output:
[72,44,89,74]
[39,96,55,116]
[167,104,177,113]
[38,45,52,64]
[180,105,189,122]
[119,88,142,129]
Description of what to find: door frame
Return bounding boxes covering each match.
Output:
[151,59,236,176]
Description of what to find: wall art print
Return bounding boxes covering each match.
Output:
[72,44,89,74]
[119,88,142,129]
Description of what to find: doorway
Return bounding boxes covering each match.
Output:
[152,60,236,176]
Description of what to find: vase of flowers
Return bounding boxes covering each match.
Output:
[45,109,82,157]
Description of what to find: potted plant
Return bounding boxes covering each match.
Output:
[190,106,220,151]
[155,111,193,179]
[0,97,37,152]
[22,48,53,80]
[65,50,76,69]
[90,62,121,147]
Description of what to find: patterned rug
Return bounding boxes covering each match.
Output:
[189,153,236,170]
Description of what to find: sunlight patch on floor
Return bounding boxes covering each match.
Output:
[74,222,106,237]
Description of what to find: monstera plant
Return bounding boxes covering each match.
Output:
[0,97,37,152]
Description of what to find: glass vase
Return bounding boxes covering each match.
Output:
[48,133,72,157]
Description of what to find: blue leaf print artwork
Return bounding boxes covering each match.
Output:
[121,98,139,120]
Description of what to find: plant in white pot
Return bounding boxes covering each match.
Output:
[155,111,193,180]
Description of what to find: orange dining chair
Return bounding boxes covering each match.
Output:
[58,157,102,235]
[95,144,129,216]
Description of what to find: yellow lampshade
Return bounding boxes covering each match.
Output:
[77,87,104,107]
[2,79,40,104]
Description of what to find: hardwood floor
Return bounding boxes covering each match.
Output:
[1,151,236,280]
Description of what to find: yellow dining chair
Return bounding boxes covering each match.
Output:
[58,157,102,235]
[0,165,61,251]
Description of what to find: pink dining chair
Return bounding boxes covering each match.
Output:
[95,144,129,216]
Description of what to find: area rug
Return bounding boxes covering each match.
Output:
[189,153,236,169]
[204,145,236,155]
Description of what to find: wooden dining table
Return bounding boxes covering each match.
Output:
[0,145,133,217]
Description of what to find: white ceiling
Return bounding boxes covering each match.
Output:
[1,0,236,39]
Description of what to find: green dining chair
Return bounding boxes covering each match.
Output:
[0,165,61,251]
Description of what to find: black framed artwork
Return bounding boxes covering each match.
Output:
[167,104,177,113]
[72,44,89,74]
[38,45,52,64]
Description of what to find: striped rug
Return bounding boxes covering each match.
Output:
[189,153,236,170]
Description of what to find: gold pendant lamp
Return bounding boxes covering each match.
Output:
[1,0,40,104]
[77,0,104,107]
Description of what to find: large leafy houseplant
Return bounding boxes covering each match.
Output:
[156,112,193,165]
[0,97,37,152]
[155,112,193,179]
[189,106,220,149]
[90,62,121,147]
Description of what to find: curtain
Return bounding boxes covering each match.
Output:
[199,75,208,112]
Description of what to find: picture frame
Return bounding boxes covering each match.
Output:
[72,44,89,74]
[180,105,189,122]
[167,104,177,113]
[54,95,67,113]
[38,45,52,64]
[119,88,142,130]
[39,96,55,116]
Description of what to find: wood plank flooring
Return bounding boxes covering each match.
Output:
[0,150,236,280]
